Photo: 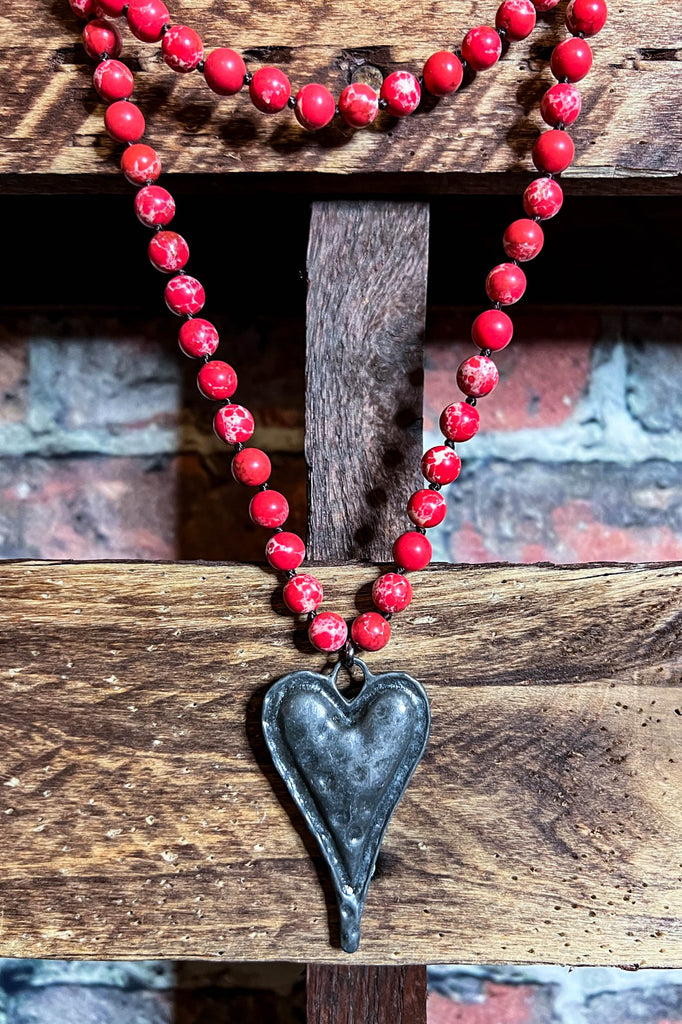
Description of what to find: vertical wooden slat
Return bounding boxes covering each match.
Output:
[307,964,428,1024]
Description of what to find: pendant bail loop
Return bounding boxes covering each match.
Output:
[340,638,356,667]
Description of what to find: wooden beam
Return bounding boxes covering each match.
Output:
[307,965,427,1023]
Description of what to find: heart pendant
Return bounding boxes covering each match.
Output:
[262,657,430,952]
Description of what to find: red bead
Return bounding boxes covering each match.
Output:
[93,59,133,101]
[351,612,390,652]
[249,490,289,528]
[462,26,502,71]
[232,447,271,486]
[407,489,447,529]
[148,231,189,273]
[421,445,461,486]
[495,0,536,40]
[126,0,169,42]
[69,0,96,21]
[121,144,161,185]
[439,401,480,442]
[523,176,563,219]
[566,0,607,36]
[338,83,379,128]
[503,218,544,261]
[162,25,203,72]
[283,573,323,614]
[541,83,582,126]
[380,71,421,117]
[214,404,255,444]
[533,129,575,173]
[423,51,463,96]
[295,83,336,131]
[392,532,432,572]
[486,263,527,305]
[266,531,305,571]
[97,0,128,16]
[472,309,513,350]
[309,612,348,653]
[551,37,593,82]
[372,572,413,613]
[135,185,175,227]
[82,19,122,59]
[457,355,499,398]
[178,317,218,358]
[203,48,246,95]
[532,0,559,9]
[249,67,291,113]
[164,275,205,316]
[105,100,145,144]
[197,360,237,400]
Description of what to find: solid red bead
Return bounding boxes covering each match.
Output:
[265,531,305,571]
[308,612,348,653]
[97,0,127,16]
[69,0,96,20]
[495,0,536,40]
[162,25,203,72]
[249,67,291,113]
[439,401,480,442]
[392,532,432,572]
[457,355,499,398]
[214,404,255,444]
[351,612,391,652]
[135,185,175,227]
[178,317,219,358]
[231,447,271,486]
[197,360,237,400]
[407,489,447,529]
[148,231,189,273]
[249,490,289,528]
[566,0,607,36]
[472,309,513,351]
[338,83,378,128]
[283,573,323,614]
[295,83,336,131]
[462,26,502,71]
[203,48,246,95]
[83,19,122,59]
[121,144,161,185]
[532,0,559,9]
[164,275,205,316]
[486,263,527,305]
[126,0,169,42]
[93,59,133,101]
[503,218,544,261]
[551,37,593,82]
[422,51,463,96]
[105,100,145,144]
[541,83,582,126]
[523,176,564,219]
[372,572,413,614]
[533,129,575,173]
[380,71,421,117]
[421,445,461,486]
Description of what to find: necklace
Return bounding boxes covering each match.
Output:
[68,0,607,953]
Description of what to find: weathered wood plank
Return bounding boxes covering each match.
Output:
[306,965,427,1023]
[1,559,681,964]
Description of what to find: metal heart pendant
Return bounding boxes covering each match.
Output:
[262,658,430,952]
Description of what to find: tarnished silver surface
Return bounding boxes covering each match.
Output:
[262,658,430,953]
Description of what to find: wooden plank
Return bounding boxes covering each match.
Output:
[2,1,681,188]
[1,558,681,964]
[307,965,427,1023]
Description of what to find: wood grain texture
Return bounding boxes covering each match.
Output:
[1,558,681,964]
[307,965,427,1023]
[2,1,681,188]
[305,201,427,561]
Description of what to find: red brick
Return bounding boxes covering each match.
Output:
[427,982,550,1023]
[0,323,28,424]
[552,499,682,562]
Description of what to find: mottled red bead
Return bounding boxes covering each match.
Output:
[121,144,161,185]
[295,83,336,130]
[551,37,593,82]
[439,401,480,442]
[457,354,499,398]
[407,489,447,529]
[309,611,348,653]
[197,360,237,400]
[566,0,607,36]
[265,531,305,571]
[69,0,96,21]
[503,218,544,261]
[472,309,513,350]
[126,0,169,43]
[83,19,122,59]
[380,71,421,117]
[148,231,189,273]
[523,176,564,219]
[231,447,271,486]
[249,490,289,528]
[162,25,203,72]
[533,129,575,173]
[164,275,205,316]
[486,262,527,305]
[532,0,559,9]
[351,612,390,652]
[338,83,378,128]
[203,48,246,95]
[392,532,432,572]
[422,51,463,96]
[105,100,145,144]
[213,404,255,444]
[372,572,413,613]
[461,26,502,71]
[495,0,536,40]
[541,82,582,126]
[249,67,291,113]
[93,59,133,101]
[284,573,323,614]
[135,185,175,227]
[421,445,461,486]
[178,317,219,358]
[97,0,128,16]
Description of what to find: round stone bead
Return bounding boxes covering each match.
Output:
[231,447,271,486]
[380,71,421,117]
[249,67,291,113]
[422,51,463,96]
[372,572,413,613]
[197,360,237,400]
[486,263,527,305]
[461,26,502,71]
[503,218,544,261]
[566,0,608,36]
[97,0,128,16]
[523,176,564,219]
[457,355,499,398]
[533,129,575,173]
[214,404,255,444]
[162,25,203,72]
[135,185,175,227]
[69,0,96,20]
[250,490,289,529]
[351,612,391,652]
[472,309,513,350]
[338,83,378,128]
[93,59,133,101]
[407,489,447,529]
[126,0,169,43]
[421,445,462,486]
[392,531,432,572]
[541,82,582,126]
[532,0,559,9]
[309,611,348,653]
[121,144,161,185]
[148,231,189,273]
[551,37,593,82]
[204,48,246,95]
[265,531,305,571]
[439,401,480,442]
[295,83,336,130]
[495,0,536,40]
[164,275,205,316]
[284,573,323,614]
[178,317,219,358]
[82,19,122,59]
[105,100,145,144]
